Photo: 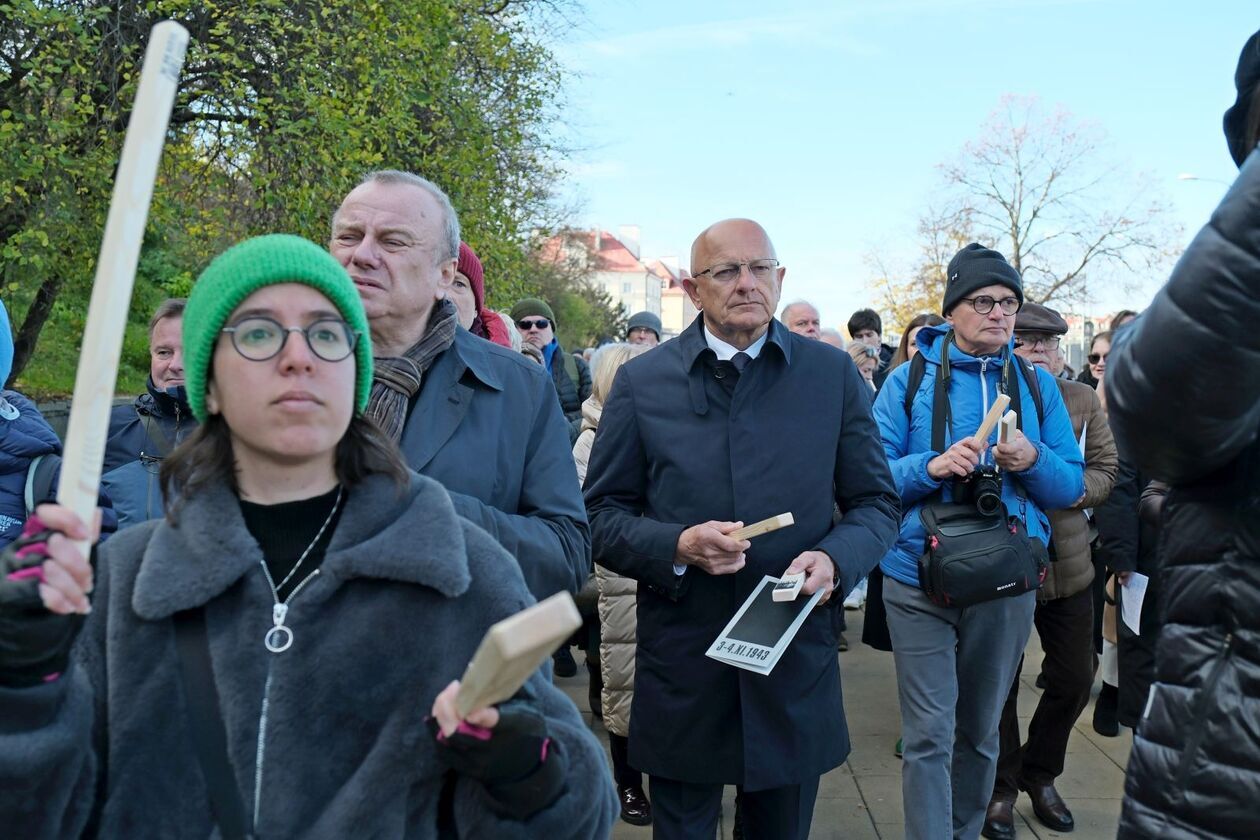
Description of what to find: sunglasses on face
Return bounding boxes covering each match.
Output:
[516,318,551,331]
[1088,352,1109,365]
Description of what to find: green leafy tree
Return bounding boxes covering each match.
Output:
[1,0,577,395]
[513,229,627,350]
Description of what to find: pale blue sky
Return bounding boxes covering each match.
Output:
[552,0,1253,328]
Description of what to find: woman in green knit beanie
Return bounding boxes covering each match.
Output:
[0,233,617,837]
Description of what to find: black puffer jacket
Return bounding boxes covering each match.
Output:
[1110,149,1260,839]
[548,344,591,444]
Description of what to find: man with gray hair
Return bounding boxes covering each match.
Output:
[329,170,589,599]
[819,328,845,349]
[102,297,197,527]
[780,300,821,340]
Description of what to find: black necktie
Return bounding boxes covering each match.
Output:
[731,352,751,373]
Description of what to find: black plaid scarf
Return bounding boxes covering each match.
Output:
[366,299,459,442]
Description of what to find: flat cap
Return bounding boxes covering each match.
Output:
[1014,301,1068,335]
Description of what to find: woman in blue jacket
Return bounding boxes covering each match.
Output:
[0,298,63,548]
[871,244,1085,840]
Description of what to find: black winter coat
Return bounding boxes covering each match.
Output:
[1094,460,1165,728]
[549,344,591,443]
[584,317,900,790]
[1110,150,1260,840]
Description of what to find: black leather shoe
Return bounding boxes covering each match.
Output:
[552,646,577,678]
[1035,671,1048,689]
[837,632,849,652]
[981,799,1016,840]
[618,785,652,826]
[1092,683,1119,737]
[1024,782,1074,832]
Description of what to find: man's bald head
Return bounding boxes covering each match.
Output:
[689,218,776,275]
[781,300,821,339]
[683,218,785,348]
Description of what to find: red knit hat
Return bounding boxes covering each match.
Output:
[457,241,511,348]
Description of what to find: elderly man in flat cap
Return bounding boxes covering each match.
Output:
[984,302,1117,840]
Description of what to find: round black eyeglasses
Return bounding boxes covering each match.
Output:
[221,317,358,362]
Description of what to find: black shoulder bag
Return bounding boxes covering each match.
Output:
[915,332,1048,608]
[173,607,254,840]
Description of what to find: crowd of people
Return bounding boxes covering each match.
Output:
[0,25,1255,840]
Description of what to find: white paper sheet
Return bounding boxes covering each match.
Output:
[705,575,824,675]
[1121,572,1150,636]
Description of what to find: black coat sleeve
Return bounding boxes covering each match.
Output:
[1094,459,1140,574]
[1107,150,1260,483]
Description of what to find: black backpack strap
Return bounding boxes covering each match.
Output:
[173,608,253,840]
[24,453,61,516]
[902,351,927,418]
[1015,356,1044,425]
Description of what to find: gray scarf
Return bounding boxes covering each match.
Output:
[366,299,458,441]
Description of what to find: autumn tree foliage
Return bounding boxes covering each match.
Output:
[1,0,607,393]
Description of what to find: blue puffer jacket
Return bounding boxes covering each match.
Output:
[871,325,1085,587]
[101,381,195,530]
[0,391,61,547]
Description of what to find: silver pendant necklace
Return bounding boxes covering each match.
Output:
[258,486,343,654]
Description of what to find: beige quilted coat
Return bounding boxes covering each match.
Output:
[573,397,637,737]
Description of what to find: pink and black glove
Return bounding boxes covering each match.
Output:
[428,701,566,819]
[0,517,86,688]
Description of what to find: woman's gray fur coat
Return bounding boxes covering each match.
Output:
[0,472,616,838]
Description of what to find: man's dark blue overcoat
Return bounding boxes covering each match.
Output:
[583,316,900,790]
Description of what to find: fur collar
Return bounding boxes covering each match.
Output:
[132,472,470,620]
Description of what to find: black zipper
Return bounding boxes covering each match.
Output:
[1172,632,1234,792]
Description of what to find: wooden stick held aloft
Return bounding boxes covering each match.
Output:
[57,21,188,549]
[973,394,1011,444]
[455,592,582,718]
[728,513,795,542]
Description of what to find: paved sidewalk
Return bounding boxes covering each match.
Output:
[556,608,1132,839]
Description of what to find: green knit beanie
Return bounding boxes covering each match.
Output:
[509,297,557,325]
[183,234,373,422]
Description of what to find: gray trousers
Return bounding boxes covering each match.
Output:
[884,577,1036,840]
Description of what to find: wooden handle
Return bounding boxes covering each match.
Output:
[58,21,188,548]
[728,513,795,542]
[998,410,1017,445]
[973,394,1011,444]
[455,592,582,718]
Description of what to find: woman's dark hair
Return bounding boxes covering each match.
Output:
[890,313,946,369]
[1109,310,1138,331]
[160,413,411,521]
[1089,329,1113,357]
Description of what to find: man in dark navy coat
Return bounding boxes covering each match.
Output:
[583,218,900,839]
[330,170,589,600]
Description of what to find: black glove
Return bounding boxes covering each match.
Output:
[428,701,566,818]
[0,516,86,688]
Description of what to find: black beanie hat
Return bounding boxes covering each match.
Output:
[1224,29,1260,168]
[942,243,1024,315]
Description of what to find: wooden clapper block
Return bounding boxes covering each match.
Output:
[456,592,582,718]
[974,394,1011,443]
